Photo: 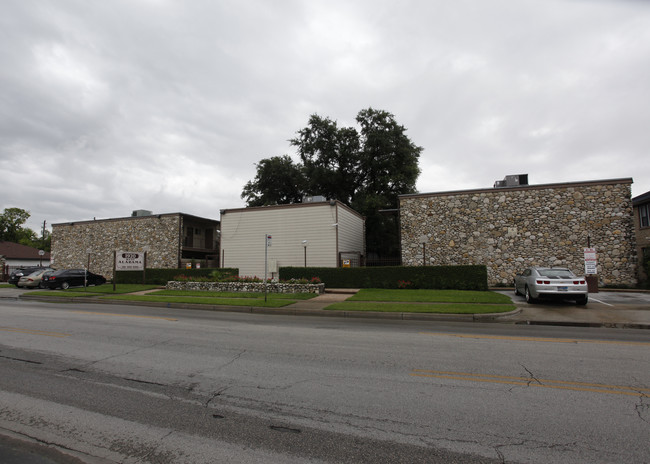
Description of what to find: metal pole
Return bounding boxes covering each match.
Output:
[113,251,116,292]
[264,233,268,302]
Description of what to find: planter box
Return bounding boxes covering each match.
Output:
[166,281,325,294]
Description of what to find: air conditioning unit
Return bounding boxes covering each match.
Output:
[494,174,528,188]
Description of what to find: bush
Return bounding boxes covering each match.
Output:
[115,268,238,285]
[279,265,488,290]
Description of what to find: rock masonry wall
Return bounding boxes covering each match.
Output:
[52,215,181,280]
[400,180,637,286]
[166,281,325,294]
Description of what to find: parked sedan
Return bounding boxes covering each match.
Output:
[514,267,588,305]
[43,269,107,290]
[8,266,50,286]
[17,268,51,289]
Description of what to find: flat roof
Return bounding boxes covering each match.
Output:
[400,177,633,200]
[52,212,219,227]
[220,200,365,220]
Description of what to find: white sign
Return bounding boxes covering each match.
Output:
[584,247,597,275]
[266,235,272,247]
[116,251,144,271]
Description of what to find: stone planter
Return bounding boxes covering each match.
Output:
[166,281,325,294]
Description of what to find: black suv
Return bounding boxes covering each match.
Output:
[8,267,51,286]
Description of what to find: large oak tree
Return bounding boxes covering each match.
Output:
[241,108,422,258]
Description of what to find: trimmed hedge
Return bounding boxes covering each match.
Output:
[279,265,488,290]
[114,268,239,285]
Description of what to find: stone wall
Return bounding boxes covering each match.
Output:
[52,215,182,280]
[400,179,637,286]
[166,281,325,294]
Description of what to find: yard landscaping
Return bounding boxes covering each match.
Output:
[34,284,318,308]
[20,285,517,314]
[324,288,515,314]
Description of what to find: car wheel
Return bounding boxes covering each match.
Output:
[61,282,70,290]
[38,282,45,289]
[576,295,588,306]
[513,282,520,296]
[525,286,536,304]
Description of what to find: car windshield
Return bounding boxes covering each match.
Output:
[538,268,576,278]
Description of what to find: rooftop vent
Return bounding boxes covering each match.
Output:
[494,174,528,188]
[302,195,328,203]
[132,209,153,217]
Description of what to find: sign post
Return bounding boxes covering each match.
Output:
[264,234,271,302]
[584,247,598,293]
[115,251,145,291]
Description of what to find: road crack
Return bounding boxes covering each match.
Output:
[520,364,543,386]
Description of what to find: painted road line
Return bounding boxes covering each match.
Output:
[0,326,70,338]
[70,311,177,321]
[589,297,613,306]
[411,369,650,397]
[419,332,650,346]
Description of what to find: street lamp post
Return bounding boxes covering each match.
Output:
[302,240,308,267]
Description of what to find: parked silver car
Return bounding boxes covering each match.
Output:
[16,268,52,288]
[514,267,588,305]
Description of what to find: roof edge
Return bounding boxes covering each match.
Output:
[52,212,219,227]
[220,200,365,220]
[400,177,634,200]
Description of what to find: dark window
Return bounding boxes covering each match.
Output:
[640,204,649,228]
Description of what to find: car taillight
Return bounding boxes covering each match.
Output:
[575,280,585,285]
[536,280,551,285]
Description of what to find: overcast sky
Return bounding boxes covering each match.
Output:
[2,0,649,234]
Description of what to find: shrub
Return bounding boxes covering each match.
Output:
[279,265,488,290]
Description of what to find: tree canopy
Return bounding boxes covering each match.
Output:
[241,108,422,257]
[0,207,50,251]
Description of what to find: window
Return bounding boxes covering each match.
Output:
[640,204,649,228]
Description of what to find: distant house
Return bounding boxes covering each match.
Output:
[220,200,365,279]
[51,212,220,280]
[0,241,51,280]
[632,190,650,283]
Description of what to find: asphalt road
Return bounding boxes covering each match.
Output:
[0,298,649,463]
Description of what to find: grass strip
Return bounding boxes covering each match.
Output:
[349,289,512,304]
[325,302,516,314]
[99,294,297,307]
[149,290,317,300]
[31,291,102,297]
[83,284,161,294]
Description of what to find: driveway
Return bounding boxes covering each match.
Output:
[498,289,650,327]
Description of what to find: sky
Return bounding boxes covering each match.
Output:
[2,0,649,235]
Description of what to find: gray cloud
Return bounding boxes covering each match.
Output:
[2,0,649,233]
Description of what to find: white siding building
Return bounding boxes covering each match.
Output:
[220,201,365,278]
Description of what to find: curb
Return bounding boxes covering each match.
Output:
[15,294,650,329]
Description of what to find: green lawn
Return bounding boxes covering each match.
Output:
[38,284,160,296]
[18,284,517,314]
[0,283,13,289]
[100,294,299,308]
[327,288,515,314]
[348,288,513,303]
